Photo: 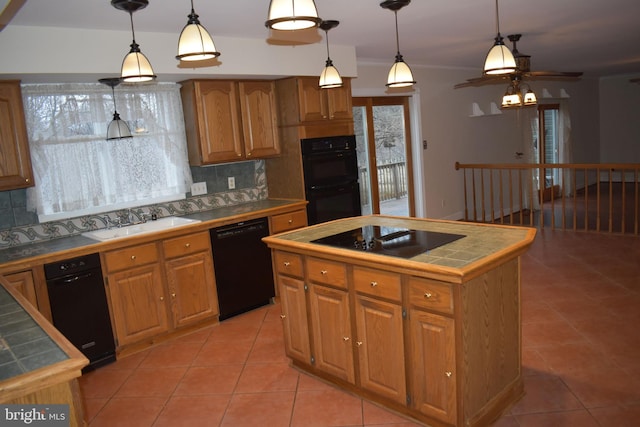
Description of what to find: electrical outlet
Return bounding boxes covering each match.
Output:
[227,176,236,190]
[191,182,207,196]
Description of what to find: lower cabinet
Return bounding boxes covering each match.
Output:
[2,266,52,321]
[278,275,311,363]
[103,231,218,349]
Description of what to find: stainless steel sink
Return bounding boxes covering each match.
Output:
[82,216,201,242]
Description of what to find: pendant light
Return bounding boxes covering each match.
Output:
[483,0,516,75]
[318,20,343,89]
[501,80,537,109]
[265,0,322,31]
[176,0,220,61]
[380,0,416,88]
[99,78,133,140]
[112,0,156,83]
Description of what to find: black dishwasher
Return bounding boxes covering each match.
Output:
[45,253,115,371]
[210,217,275,320]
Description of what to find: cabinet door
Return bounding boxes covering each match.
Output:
[326,77,352,121]
[297,77,352,123]
[238,81,280,159]
[106,264,169,346]
[308,284,355,383]
[194,80,244,164]
[4,270,38,308]
[0,81,35,190]
[409,309,456,424]
[355,295,406,404]
[278,275,311,363]
[165,251,218,328]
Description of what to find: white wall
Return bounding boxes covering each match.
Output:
[599,75,640,163]
[352,63,601,220]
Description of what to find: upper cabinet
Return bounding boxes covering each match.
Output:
[180,79,280,165]
[276,77,353,127]
[0,81,35,191]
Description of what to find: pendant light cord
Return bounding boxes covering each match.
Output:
[494,0,500,35]
[129,11,137,44]
[394,11,401,55]
[324,30,331,60]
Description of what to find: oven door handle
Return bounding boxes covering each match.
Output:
[308,181,357,191]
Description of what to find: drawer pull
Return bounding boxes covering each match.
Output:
[424,292,433,298]
[356,341,363,347]
[185,243,191,248]
[320,270,328,275]
[283,261,291,267]
[160,296,164,301]
[343,336,350,342]
[171,293,176,298]
[131,255,136,261]
[445,371,452,378]
[280,314,286,319]
[370,281,378,287]
[288,219,293,224]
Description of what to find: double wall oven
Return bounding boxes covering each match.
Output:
[301,135,361,225]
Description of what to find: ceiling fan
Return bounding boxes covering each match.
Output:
[455,34,583,89]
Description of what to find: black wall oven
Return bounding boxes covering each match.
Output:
[301,135,361,225]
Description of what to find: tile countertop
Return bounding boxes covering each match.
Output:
[264,215,536,280]
[0,199,305,267]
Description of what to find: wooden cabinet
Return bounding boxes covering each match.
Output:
[103,231,219,349]
[4,270,38,308]
[269,208,308,234]
[180,79,280,165]
[353,266,406,404]
[163,231,218,328]
[2,266,51,321]
[103,243,169,346]
[277,77,353,125]
[0,80,35,190]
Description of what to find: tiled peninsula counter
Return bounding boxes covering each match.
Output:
[0,277,88,427]
[263,215,536,427]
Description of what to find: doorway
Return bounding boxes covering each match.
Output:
[353,97,415,217]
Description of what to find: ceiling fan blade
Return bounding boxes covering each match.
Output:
[454,74,510,89]
[630,77,640,84]
[522,71,583,82]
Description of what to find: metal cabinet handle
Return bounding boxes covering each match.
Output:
[280,314,286,319]
[131,255,136,260]
[424,292,432,298]
[283,261,291,267]
[171,293,176,298]
[185,243,190,248]
[356,341,363,347]
[320,270,328,275]
[160,296,164,301]
[343,337,350,341]
[370,281,378,287]
[445,371,452,378]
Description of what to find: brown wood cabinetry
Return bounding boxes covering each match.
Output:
[277,77,353,125]
[269,208,308,234]
[264,216,534,427]
[0,80,35,191]
[2,266,51,321]
[103,231,219,349]
[180,79,280,165]
[163,231,218,328]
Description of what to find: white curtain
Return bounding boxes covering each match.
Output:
[22,83,193,221]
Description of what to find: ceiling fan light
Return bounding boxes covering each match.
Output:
[387,56,416,88]
[265,0,321,30]
[107,112,133,140]
[523,89,537,106]
[319,61,343,89]
[176,10,220,61]
[121,45,156,82]
[484,38,516,75]
[501,93,521,108]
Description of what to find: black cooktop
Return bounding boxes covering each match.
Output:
[310,225,465,259]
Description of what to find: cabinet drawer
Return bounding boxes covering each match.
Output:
[104,242,159,273]
[353,266,401,302]
[306,257,347,289]
[270,209,308,234]
[163,231,210,259]
[273,251,304,278]
[408,277,453,314]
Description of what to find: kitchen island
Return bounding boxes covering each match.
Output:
[0,277,88,427]
[263,215,536,427]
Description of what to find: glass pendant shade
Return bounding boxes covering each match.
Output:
[387,55,416,88]
[501,92,521,108]
[484,38,516,75]
[319,60,342,88]
[121,44,156,83]
[266,0,321,30]
[176,2,220,61]
[523,89,537,106]
[107,112,133,140]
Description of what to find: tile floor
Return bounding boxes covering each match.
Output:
[79,229,640,426]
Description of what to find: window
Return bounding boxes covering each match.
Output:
[532,103,560,192]
[22,83,193,222]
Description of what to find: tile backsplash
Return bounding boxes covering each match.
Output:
[0,160,267,249]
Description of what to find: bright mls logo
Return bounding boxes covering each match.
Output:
[1,405,69,426]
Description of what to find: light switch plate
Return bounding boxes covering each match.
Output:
[227,177,236,190]
[191,182,207,196]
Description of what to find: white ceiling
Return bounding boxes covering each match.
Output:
[6,0,640,78]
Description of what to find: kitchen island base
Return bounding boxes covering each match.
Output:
[264,216,535,427]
